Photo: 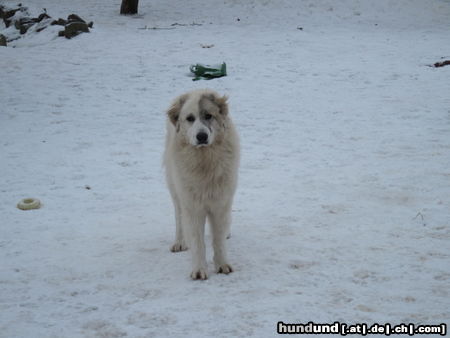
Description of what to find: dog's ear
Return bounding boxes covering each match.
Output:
[207,93,229,116]
[167,94,188,125]
[216,95,229,116]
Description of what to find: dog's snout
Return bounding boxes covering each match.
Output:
[196,132,208,144]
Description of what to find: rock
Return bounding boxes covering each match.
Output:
[1,4,28,28]
[0,34,7,46]
[64,21,89,39]
[67,14,86,23]
[36,13,51,22]
[35,18,52,33]
[1,8,20,27]
[10,11,50,34]
[51,18,67,26]
[15,17,36,34]
[0,6,20,19]
[1,8,93,42]
[61,14,91,39]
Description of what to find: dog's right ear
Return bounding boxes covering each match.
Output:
[167,94,188,126]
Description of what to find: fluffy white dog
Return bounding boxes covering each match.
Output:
[164,89,240,280]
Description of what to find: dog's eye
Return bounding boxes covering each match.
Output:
[186,115,195,122]
[204,113,212,120]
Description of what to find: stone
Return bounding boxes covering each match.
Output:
[36,13,51,22]
[0,34,7,46]
[67,14,85,23]
[64,21,89,39]
[35,18,52,33]
[51,18,67,26]
[1,4,28,27]
[15,17,36,34]
[1,8,93,42]
[0,7,20,19]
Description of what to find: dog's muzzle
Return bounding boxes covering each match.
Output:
[196,132,209,145]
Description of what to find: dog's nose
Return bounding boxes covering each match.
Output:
[196,132,208,144]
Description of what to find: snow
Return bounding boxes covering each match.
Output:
[1,0,450,337]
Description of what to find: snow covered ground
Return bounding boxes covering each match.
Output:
[1,0,450,337]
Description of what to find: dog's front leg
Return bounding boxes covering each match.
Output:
[185,209,208,280]
[170,198,188,252]
[209,206,233,274]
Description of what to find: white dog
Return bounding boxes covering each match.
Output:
[164,89,240,280]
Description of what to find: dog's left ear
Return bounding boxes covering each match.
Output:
[211,94,229,116]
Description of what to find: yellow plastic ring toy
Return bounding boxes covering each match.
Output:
[17,198,41,210]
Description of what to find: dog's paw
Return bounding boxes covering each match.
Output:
[170,241,187,252]
[190,268,208,280]
[217,263,233,274]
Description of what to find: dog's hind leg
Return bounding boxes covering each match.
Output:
[209,206,233,275]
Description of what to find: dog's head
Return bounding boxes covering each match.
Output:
[167,89,229,147]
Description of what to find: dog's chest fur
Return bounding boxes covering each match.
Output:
[175,142,237,203]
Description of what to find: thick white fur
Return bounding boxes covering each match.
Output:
[164,89,240,280]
